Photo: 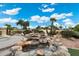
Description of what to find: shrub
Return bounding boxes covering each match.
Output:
[13,30,22,34]
[73,24,79,32]
[33,29,44,33]
[72,31,79,38]
[68,48,79,56]
[23,29,31,34]
[61,30,73,38]
[48,30,57,36]
[61,30,79,38]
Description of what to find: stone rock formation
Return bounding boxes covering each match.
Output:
[9,33,70,56]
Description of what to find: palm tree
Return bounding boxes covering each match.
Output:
[50,18,57,35]
[5,24,12,35]
[17,19,29,30]
[16,19,30,35]
[16,19,24,29]
[22,21,30,35]
[23,21,29,30]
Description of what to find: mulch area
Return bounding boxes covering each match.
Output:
[60,38,79,48]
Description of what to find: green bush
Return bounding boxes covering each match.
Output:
[33,29,44,33]
[73,24,79,32]
[72,31,79,38]
[68,48,79,56]
[61,30,79,38]
[61,30,73,38]
[23,29,31,34]
[48,30,57,36]
[13,30,22,34]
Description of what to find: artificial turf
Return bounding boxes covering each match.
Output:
[68,48,79,56]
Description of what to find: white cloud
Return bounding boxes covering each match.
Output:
[41,3,55,8]
[42,4,48,8]
[50,12,73,20]
[63,18,75,28]
[50,3,56,5]
[39,3,56,12]
[29,25,46,29]
[0,18,18,24]
[30,12,73,24]
[41,25,46,27]
[40,8,55,12]
[29,25,38,29]
[53,22,61,27]
[30,15,50,23]
[2,8,22,15]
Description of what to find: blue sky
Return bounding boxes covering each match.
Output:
[0,3,79,28]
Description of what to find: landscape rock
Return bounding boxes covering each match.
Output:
[9,32,70,56]
[51,45,70,56]
[10,46,22,56]
[36,48,45,56]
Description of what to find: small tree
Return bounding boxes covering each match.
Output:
[16,19,24,29]
[23,21,29,30]
[5,24,13,35]
[50,18,57,35]
[16,19,30,35]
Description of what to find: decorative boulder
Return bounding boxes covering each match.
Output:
[51,46,70,56]
[10,46,22,56]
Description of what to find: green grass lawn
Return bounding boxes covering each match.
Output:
[68,48,79,56]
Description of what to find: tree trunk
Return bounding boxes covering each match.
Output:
[50,22,53,36]
[6,28,8,35]
[9,30,11,35]
[46,28,48,36]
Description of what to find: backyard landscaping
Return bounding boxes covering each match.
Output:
[0,3,79,56]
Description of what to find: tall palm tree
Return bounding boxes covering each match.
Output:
[5,24,12,35]
[50,18,57,35]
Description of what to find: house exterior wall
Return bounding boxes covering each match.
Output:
[0,28,7,37]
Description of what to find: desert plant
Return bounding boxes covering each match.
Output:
[33,29,44,33]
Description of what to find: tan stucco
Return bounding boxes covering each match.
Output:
[0,28,7,37]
